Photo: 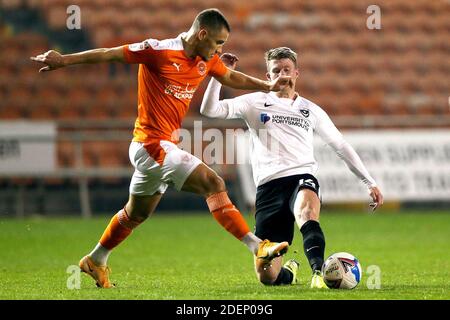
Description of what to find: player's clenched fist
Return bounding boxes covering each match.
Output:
[220,53,239,70]
[30,50,65,72]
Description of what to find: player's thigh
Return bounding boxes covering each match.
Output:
[255,208,295,245]
[181,162,225,196]
[129,141,168,197]
[157,141,207,192]
[255,181,295,244]
[294,189,321,219]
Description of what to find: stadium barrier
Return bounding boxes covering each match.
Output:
[1,115,450,217]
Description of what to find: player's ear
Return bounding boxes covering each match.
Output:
[198,29,207,41]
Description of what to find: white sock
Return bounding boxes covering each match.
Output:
[241,232,262,255]
[88,243,111,266]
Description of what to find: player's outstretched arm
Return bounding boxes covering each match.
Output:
[215,56,290,92]
[315,107,384,211]
[332,140,384,211]
[30,46,126,72]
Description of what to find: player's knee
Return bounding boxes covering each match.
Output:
[258,273,277,286]
[127,210,149,223]
[295,206,319,228]
[297,206,319,224]
[126,205,152,223]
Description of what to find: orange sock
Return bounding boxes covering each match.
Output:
[99,208,141,250]
[206,192,251,240]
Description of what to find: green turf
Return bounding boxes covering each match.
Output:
[0,210,449,300]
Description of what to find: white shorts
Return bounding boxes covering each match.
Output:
[128,140,202,196]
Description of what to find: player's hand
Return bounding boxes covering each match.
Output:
[368,186,384,212]
[30,50,65,72]
[267,75,291,92]
[220,53,239,70]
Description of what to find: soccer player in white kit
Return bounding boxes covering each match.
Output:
[200,48,384,288]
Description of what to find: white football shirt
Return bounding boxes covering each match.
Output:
[220,91,345,186]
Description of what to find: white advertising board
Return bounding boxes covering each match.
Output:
[0,121,56,174]
[237,129,450,204]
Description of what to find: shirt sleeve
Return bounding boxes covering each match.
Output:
[200,77,251,120]
[200,78,229,119]
[208,55,228,78]
[221,94,250,119]
[314,106,344,147]
[314,105,377,188]
[122,39,162,65]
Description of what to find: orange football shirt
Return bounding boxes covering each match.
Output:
[123,34,228,143]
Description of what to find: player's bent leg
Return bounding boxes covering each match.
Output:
[182,163,257,246]
[292,189,321,229]
[96,193,162,256]
[292,188,327,288]
[80,193,163,288]
[182,163,289,257]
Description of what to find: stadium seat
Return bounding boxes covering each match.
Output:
[2,0,22,9]
[45,6,68,29]
[58,141,77,168]
[1,0,448,182]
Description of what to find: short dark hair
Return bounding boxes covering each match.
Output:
[264,47,298,68]
[193,8,231,32]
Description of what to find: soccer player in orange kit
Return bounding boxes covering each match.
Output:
[31,9,290,288]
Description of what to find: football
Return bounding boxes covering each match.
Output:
[322,252,362,289]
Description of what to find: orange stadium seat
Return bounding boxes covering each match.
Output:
[54,100,84,120]
[78,141,129,184]
[0,98,26,119]
[29,102,57,119]
[96,141,129,167]
[120,26,144,44]
[2,0,448,126]
[115,97,138,120]
[95,7,123,28]
[122,0,156,9]
[91,27,117,47]
[45,6,68,29]
[2,0,22,9]
[80,7,98,28]
[57,141,77,168]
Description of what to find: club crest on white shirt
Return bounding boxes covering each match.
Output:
[300,109,310,118]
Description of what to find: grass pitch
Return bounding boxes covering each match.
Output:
[0,210,449,300]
